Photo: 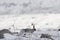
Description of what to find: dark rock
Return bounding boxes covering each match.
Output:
[40,34,54,40]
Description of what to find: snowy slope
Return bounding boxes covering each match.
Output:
[0,0,60,15]
[0,0,60,40]
[0,14,60,31]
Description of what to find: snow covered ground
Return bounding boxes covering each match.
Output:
[0,0,60,40]
[0,30,60,40]
[0,14,60,40]
[0,14,60,30]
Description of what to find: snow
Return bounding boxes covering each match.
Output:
[0,14,60,30]
[0,0,60,40]
[0,14,60,40]
[0,31,60,40]
[0,0,60,15]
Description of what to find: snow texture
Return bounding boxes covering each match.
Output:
[0,0,60,40]
[0,14,60,40]
[0,0,60,15]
